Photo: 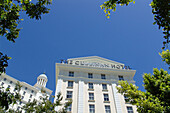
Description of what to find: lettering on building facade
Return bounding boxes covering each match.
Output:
[60,59,131,70]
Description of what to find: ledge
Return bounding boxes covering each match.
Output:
[104,101,110,103]
[88,89,94,91]
[65,98,72,100]
[67,87,73,89]
[88,100,95,102]
[102,89,108,92]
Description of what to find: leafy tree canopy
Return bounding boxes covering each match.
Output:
[0,0,52,42]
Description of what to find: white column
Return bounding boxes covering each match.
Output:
[78,81,84,113]
[54,79,63,111]
[112,84,122,113]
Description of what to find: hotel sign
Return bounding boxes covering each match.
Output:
[60,60,131,70]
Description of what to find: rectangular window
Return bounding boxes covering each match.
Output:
[23,91,26,95]
[118,75,124,80]
[69,71,74,77]
[88,73,93,79]
[21,96,24,99]
[7,85,10,88]
[30,94,32,98]
[101,74,106,79]
[124,94,129,103]
[127,106,133,113]
[89,93,94,100]
[89,105,95,113]
[67,103,72,112]
[103,94,109,101]
[10,81,13,84]
[102,84,107,90]
[66,91,73,99]
[88,83,94,89]
[1,82,4,86]
[68,81,73,88]
[105,105,111,113]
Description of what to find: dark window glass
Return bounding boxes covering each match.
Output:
[118,75,124,80]
[101,74,106,79]
[69,71,74,77]
[88,73,93,78]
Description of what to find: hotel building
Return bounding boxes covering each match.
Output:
[54,56,137,113]
[0,73,52,111]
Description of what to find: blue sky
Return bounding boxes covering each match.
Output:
[0,0,168,95]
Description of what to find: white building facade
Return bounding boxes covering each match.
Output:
[0,73,52,111]
[54,56,137,113]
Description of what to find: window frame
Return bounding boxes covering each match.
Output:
[101,74,106,79]
[68,81,73,88]
[102,84,107,90]
[118,75,124,81]
[66,91,73,99]
[103,94,109,101]
[105,105,111,113]
[127,106,133,113]
[88,73,93,79]
[88,83,94,89]
[67,103,72,112]
[68,71,74,77]
[89,104,95,113]
[89,93,94,100]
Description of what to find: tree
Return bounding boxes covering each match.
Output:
[22,93,71,113]
[0,81,22,112]
[0,82,70,113]
[0,0,52,74]
[100,0,170,112]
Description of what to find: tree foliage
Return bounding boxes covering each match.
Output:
[117,67,170,113]
[0,0,52,74]
[0,0,52,42]
[0,52,11,75]
[0,81,21,112]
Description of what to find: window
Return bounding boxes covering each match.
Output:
[101,74,106,79]
[28,99,31,103]
[69,71,74,77]
[118,75,124,80]
[21,96,24,99]
[7,85,10,88]
[89,93,94,100]
[88,83,94,89]
[1,82,4,86]
[10,81,13,84]
[103,94,109,101]
[88,73,93,79]
[66,91,72,99]
[31,90,34,93]
[25,87,27,90]
[102,84,107,90]
[124,94,129,103]
[127,106,133,113]
[30,94,32,98]
[105,105,111,113]
[4,78,6,81]
[68,81,73,88]
[67,103,72,112]
[23,91,26,95]
[89,105,95,113]
[19,101,22,105]
[17,107,20,110]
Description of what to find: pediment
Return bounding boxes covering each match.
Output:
[67,56,124,69]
